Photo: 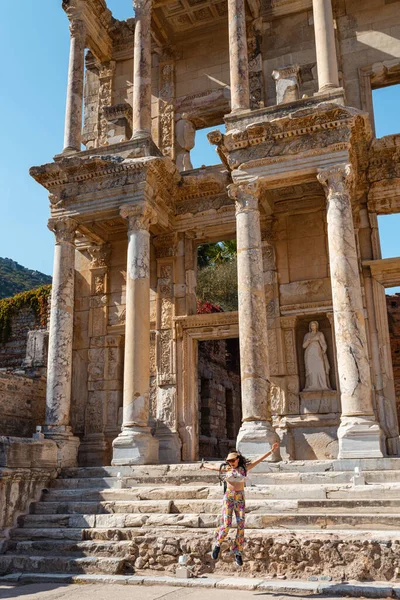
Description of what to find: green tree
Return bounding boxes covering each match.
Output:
[197,240,237,268]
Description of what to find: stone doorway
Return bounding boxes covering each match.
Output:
[198,337,242,460]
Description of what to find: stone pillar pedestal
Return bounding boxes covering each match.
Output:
[132,0,153,139]
[229,183,280,459]
[272,65,301,105]
[45,218,80,467]
[63,20,86,154]
[318,165,383,459]
[312,0,339,92]
[227,0,250,112]
[112,203,159,465]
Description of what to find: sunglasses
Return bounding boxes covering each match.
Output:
[227,458,239,464]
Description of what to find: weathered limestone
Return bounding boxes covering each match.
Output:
[45,218,80,467]
[272,65,301,105]
[175,114,195,172]
[229,182,280,458]
[112,203,159,465]
[63,20,86,153]
[227,0,250,112]
[312,0,339,92]
[318,165,383,459]
[131,0,153,139]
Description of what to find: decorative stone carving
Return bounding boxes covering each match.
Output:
[303,321,332,391]
[97,60,116,147]
[159,53,175,159]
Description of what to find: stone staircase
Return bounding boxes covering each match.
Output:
[2,459,400,582]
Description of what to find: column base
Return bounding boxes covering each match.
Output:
[338,416,384,459]
[44,428,80,468]
[78,434,109,467]
[111,426,159,465]
[61,146,80,155]
[236,420,281,461]
[154,423,182,464]
[131,130,151,141]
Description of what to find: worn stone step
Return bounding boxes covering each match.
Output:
[17,511,400,531]
[0,553,131,576]
[60,458,400,478]
[41,482,400,503]
[33,500,173,515]
[50,470,400,490]
[7,539,140,558]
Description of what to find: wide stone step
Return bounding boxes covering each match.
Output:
[60,458,400,478]
[17,511,400,531]
[0,553,131,576]
[7,539,140,558]
[41,482,400,502]
[33,500,173,515]
[50,471,400,490]
[33,496,400,516]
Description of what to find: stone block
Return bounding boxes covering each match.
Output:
[0,437,57,469]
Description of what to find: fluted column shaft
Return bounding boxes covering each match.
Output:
[132,0,152,138]
[112,203,159,465]
[312,0,339,91]
[45,218,80,466]
[230,183,280,458]
[63,20,86,153]
[318,165,383,458]
[227,0,250,112]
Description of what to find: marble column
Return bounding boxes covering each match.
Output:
[312,0,339,92]
[112,203,159,465]
[45,218,80,467]
[63,19,86,154]
[229,182,280,458]
[227,0,250,112]
[131,0,153,139]
[318,165,383,458]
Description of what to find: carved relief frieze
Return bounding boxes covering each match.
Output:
[158,52,175,159]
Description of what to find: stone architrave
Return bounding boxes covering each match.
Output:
[229,182,280,458]
[63,19,86,153]
[312,0,339,92]
[272,65,301,105]
[318,164,383,458]
[45,218,80,467]
[132,0,153,139]
[227,0,250,112]
[112,202,159,465]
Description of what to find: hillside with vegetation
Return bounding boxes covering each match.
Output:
[0,258,52,299]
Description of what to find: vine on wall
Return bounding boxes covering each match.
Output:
[0,285,52,344]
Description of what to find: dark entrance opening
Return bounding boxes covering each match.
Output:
[198,337,242,459]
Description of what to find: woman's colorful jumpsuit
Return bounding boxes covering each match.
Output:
[214,467,246,553]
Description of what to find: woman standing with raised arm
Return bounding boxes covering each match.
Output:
[201,442,280,566]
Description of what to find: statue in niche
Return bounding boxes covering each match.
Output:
[175,113,195,172]
[302,321,332,391]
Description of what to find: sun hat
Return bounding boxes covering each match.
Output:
[226,452,240,461]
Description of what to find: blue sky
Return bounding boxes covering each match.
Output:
[0,1,399,287]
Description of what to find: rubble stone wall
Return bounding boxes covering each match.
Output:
[0,371,46,437]
[198,338,241,459]
[0,307,42,369]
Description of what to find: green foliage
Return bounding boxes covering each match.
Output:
[197,241,237,268]
[197,258,238,312]
[0,285,52,344]
[0,257,52,300]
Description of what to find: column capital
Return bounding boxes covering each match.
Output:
[133,0,152,15]
[120,203,157,232]
[69,18,87,40]
[48,217,78,244]
[317,163,352,198]
[87,243,111,269]
[228,181,260,214]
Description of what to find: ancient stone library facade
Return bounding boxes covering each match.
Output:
[26,0,400,469]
